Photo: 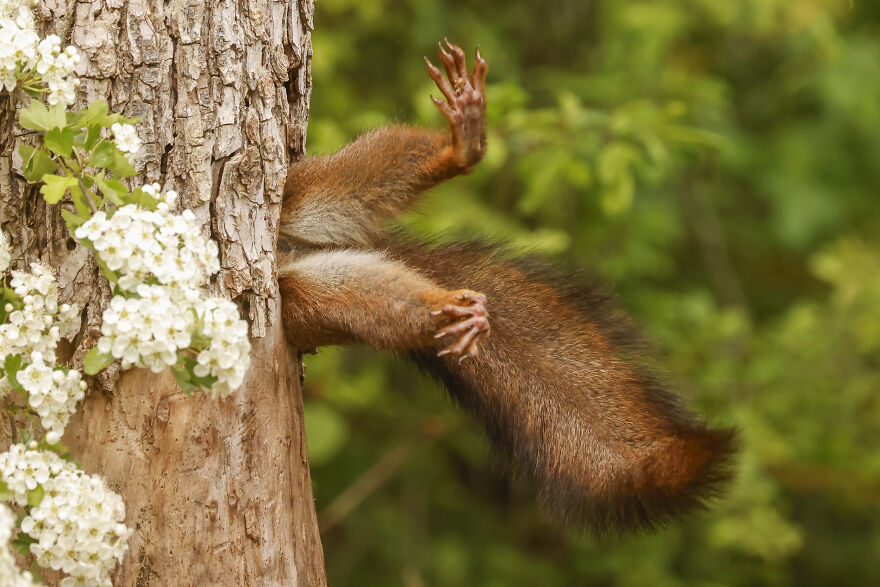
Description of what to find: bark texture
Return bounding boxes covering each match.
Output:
[0,0,325,584]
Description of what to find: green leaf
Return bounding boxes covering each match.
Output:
[66,99,109,127]
[18,101,67,131]
[11,533,36,557]
[90,140,117,168]
[171,360,196,396]
[95,176,129,206]
[84,124,102,150]
[94,257,118,284]
[69,183,90,217]
[4,354,24,392]
[39,174,78,204]
[84,347,114,375]
[29,560,44,583]
[26,485,44,507]
[37,437,72,461]
[107,151,136,178]
[18,144,35,165]
[43,127,76,158]
[0,479,11,501]
[127,187,160,210]
[61,209,87,235]
[190,369,218,390]
[67,101,138,129]
[20,148,58,182]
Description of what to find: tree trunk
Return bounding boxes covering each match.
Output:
[0,0,326,585]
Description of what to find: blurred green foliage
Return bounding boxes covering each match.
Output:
[301,0,880,584]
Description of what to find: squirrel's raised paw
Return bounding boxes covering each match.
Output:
[424,40,488,170]
[432,289,490,361]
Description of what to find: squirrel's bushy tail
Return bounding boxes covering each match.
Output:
[389,239,736,533]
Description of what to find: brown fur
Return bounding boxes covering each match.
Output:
[389,239,735,532]
[277,43,735,534]
[281,127,460,247]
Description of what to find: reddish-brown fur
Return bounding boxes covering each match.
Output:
[277,42,735,533]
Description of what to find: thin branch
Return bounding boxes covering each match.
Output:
[679,175,751,320]
[318,443,416,533]
[317,418,456,533]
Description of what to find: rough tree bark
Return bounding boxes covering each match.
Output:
[0,0,326,584]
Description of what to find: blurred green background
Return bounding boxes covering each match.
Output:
[300,0,880,584]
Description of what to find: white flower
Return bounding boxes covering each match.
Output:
[0,3,80,106]
[19,352,53,395]
[1,263,80,363]
[94,288,250,397]
[76,202,220,292]
[193,296,251,398]
[110,122,140,155]
[97,287,196,373]
[18,352,86,443]
[0,446,131,586]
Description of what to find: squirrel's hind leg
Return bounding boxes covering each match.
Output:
[279,249,489,357]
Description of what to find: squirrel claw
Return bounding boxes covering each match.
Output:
[433,289,490,360]
[426,40,488,170]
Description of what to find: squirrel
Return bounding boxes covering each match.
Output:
[277,40,736,534]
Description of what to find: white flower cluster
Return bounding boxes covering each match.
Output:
[0,263,81,361]
[75,196,219,292]
[194,297,250,397]
[75,187,250,397]
[97,284,196,372]
[0,503,37,587]
[0,445,131,587]
[0,0,80,105]
[0,229,10,272]
[0,0,39,93]
[110,122,140,155]
[18,352,87,443]
[34,34,80,106]
[0,262,84,443]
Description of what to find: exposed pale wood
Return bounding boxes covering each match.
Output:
[0,0,325,584]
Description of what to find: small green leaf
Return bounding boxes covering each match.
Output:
[20,148,58,182]
[69,183,88,217]
[19,101,67,131]
[37,437,72,461]
[127,187,159,210]
[171,360,196,396]
[39,174,78,204]
[190,370,218,390]
[84,124,102,150]
[43,127,76,158]
[29,560,44,583]
[67,100,137,129]
[94,257,118,283]
[90,140,117,168]
[107,151,136,178]
[95,176,129,206]
[27,485,44,507]
[11,533,36,557]
[66,99,109,127]
[61,209,87,235]
[4,354,24,392]
[18,144,35,165]
[84,347,114,375]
